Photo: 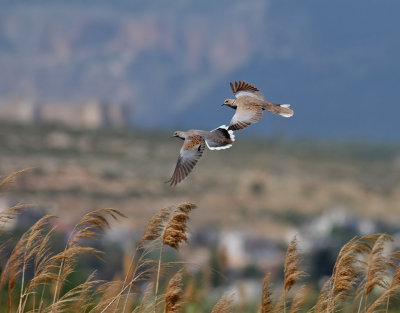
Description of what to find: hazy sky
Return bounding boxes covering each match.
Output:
[0,0,399,140]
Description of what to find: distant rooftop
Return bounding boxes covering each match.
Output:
[0,99,132,129]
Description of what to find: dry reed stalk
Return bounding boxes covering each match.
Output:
[51,208,125,310]
[43,273,99,313]
[94,258,155,313]
[0,169,31,190]
[0,204,27,231]
[154,203,196,307]
[119,205,174,313]
[364,235,392,303]
[261,273,273,313]
[135,282,154,313]
[69,272,101,313]
[162,203,196,250]
[366,263,400,313]
[0,215,56,313]
[312,279,330,313]
[313,238,359,313]
[164,270,183,313]
[313,235,386,313]
[183,277,196,303]
[332,240,359,296]
[289,285,306,313]
[140,207,173,244]
[274,236,304,313]
[284,237,303,294]
[94,280,129,313]
[211,295,233,313]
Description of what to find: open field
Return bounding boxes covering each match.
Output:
[0,121,399,238]
[1,122,400,311]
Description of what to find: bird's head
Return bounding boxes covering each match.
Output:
[222,98,236,108]
[172,131,185,140]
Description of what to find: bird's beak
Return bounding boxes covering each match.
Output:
[221,103,225,106]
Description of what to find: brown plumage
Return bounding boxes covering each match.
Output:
[223,80,294,131]
[168,126,235,185]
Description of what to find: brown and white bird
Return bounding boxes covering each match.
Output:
[168,125,235,185]
[222,80,294,130]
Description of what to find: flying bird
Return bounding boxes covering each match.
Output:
[168,125,235,185]
[222,80,294,130]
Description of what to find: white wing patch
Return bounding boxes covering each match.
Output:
[205,125,235,150]
[206,143,233,150]
[235,90,264,100]
[279,112,294,118]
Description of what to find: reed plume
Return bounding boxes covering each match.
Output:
[274,236,303,313]
[314,237,359,313]
[135,282,154,313]
[44,273,99,313]
[162,203,196,249]
[366,263,400,313]
[0,170,30,230]
[154,203,196,303]
[364,234,392,300]
[0,169,30,190]
[0,215,56,313]
[164,270,183,313]
[0,204,26,231]
[140,207,173,243]
[52,208,125,309]
[260,273,273,313]
[284,237,303,294]
[289,285,306,313]
[211,295,233,313]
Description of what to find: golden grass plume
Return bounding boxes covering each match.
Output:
[211,295,233,313]
[164,270,183,313]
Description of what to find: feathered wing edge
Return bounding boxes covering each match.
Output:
[167,140,206,186]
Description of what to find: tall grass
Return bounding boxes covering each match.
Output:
[1,171,400,312]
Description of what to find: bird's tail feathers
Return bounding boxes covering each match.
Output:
[265,103,294,118]
[206,125,235,150]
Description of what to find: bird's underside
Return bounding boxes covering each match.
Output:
[168,126,235,186]
[167,80,294,185]
[226,80,294,130]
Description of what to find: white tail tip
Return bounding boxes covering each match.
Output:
[279,112,294,118]
[207,143,233,150]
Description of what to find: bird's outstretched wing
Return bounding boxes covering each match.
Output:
[168,135,206,186]
[230,80,264,100]
[228,102,263,130]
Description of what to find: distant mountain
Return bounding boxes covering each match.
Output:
[0,0,399,140]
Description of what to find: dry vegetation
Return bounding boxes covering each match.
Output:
[1,122,400,241]
[1,171,400,313]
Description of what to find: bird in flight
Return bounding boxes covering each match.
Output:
[222,80,294,130]
[168,125,235,185]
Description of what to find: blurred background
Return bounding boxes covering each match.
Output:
[1,0,400,308]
